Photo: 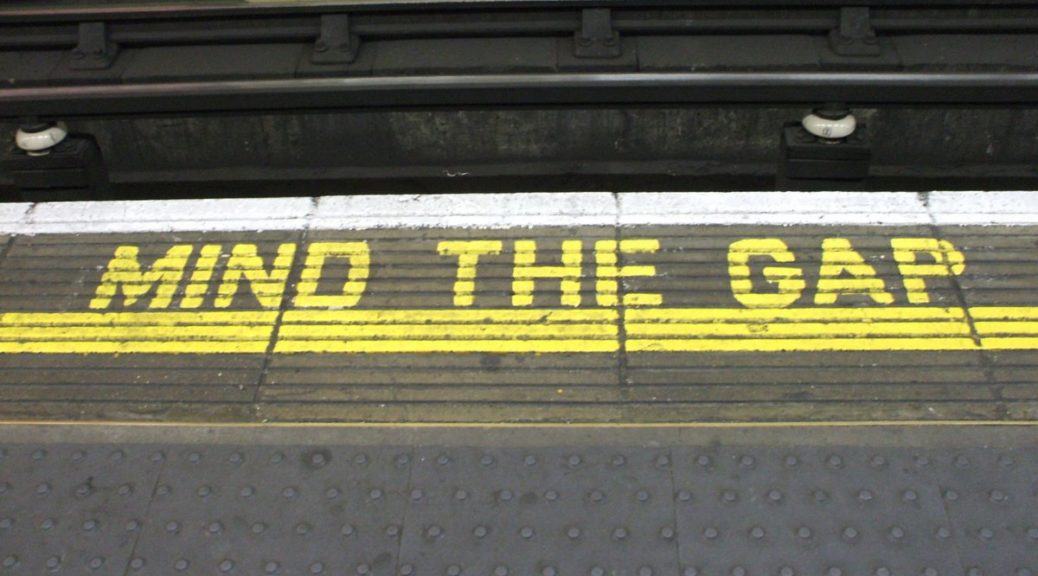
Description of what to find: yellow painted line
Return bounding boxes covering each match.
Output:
[0,341,269,354]
[976,337,1038,350]
[627,307,968,322]
[971,306,1038,320]
[0,311,277,326]
[283,309,618,324]
[0,325,271,341]
[274,339,619,354]
[627,337,978,352]
[974,321,1038,335]
[4,306,1038,354]
[626,321,971,338]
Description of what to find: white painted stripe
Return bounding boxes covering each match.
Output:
[312,193,616,229]
[929,191,1038,225]
[0,191,1033,234]
[19,198,314,234]
[0,203,31,228]
[618,192,931,226]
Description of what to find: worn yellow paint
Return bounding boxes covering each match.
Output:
[891,238,966,304]
[594,239,663,307]
[512,240,583,307]
[215,243,296,309]
[7,306,1038,354]
[89,245,194,310]
[294,242,371,308]
[0,311,276,354]
[815,238,894,305]
[438,240,504,307]
[727,238,807,308]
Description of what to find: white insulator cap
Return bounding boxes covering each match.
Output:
[15,122,68,155]
[802,112,856,140]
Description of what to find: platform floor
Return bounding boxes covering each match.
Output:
[0,191,1036,575]
[1,192,1038,423]
[0,423,1036,576]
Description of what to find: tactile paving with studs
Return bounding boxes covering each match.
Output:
[0,440,1035,576]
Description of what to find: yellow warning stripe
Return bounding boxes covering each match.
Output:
[4,306,1038,354]
[0,312,276,354]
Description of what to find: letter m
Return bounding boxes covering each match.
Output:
[89,245,193,309]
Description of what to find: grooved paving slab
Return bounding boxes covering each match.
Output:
[1,222,1038,422]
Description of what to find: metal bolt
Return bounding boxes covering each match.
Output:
[341,524,354,537]
[174,559,190,572]
[89,557,105,570]
[520,526,534,539]
[220,559,235,573]
[130,558,145,570]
